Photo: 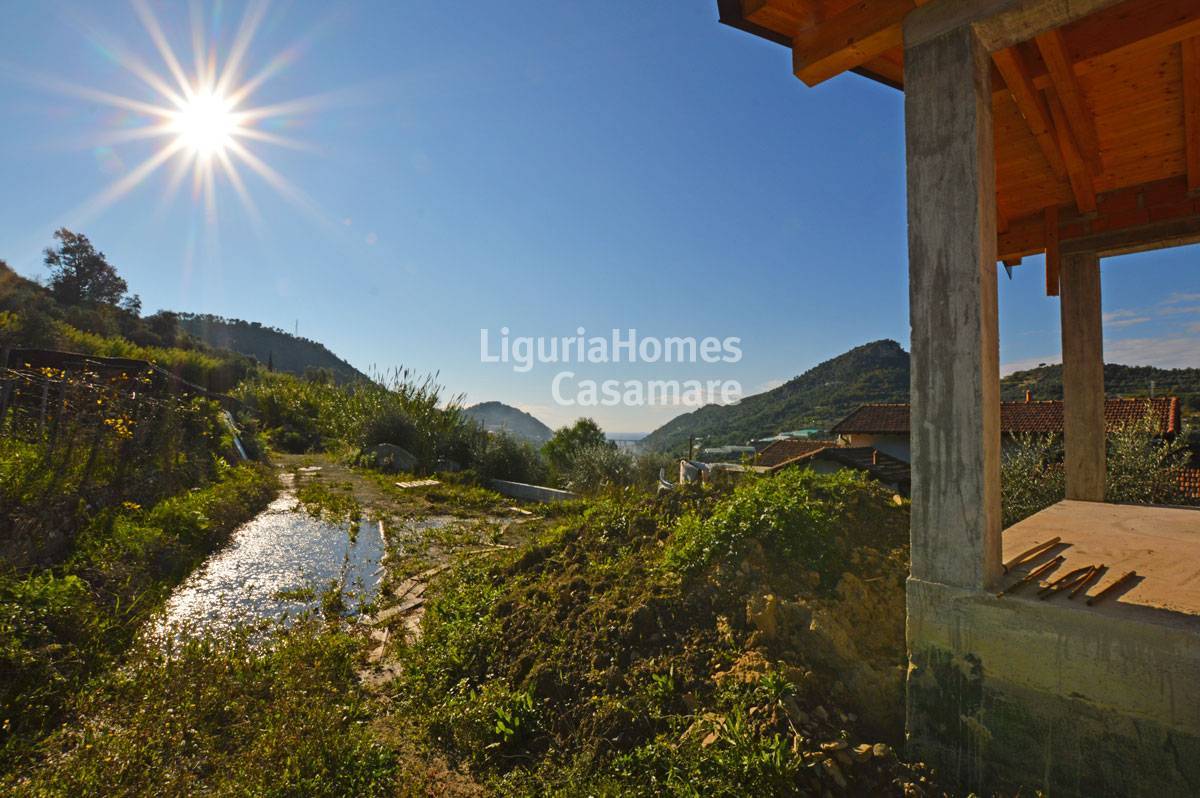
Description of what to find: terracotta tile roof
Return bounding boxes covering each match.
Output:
[829,404,909,435]
[831,398,1180,437]
[756,439,836,468]
[768,446,911,495]
[1181,468,1200,500]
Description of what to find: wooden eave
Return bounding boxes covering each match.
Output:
[718,0,1200,288]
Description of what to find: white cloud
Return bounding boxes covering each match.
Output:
[1105,337,1200,368]
[1002,333,1200,374]
[1102,309,1152,328]
[1158,304,1200,317]
[1163,292,1200,305]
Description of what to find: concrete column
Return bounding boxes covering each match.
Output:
[905,23,1002,590]
[1060,253,1105,500]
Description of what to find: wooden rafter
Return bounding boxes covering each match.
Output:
[1035,29,1103,175]
[1045,90,1097,213]
[991,46,1067,179]
[791,0,914,87]
[1183,37,1200,193]
[1045,206,1060,297]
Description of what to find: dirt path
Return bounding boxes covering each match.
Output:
[273,453,541,686]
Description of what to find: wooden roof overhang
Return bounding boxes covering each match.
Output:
[718,0,1200,293]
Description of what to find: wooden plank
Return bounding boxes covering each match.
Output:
[1035,28,1103,174]
[1183,37,1200,193]
[1045,205,1060,297]
[1064,0,1200,76]
[1045,89,1097,212]
[992,46,1068,178]
[792,0,914,87]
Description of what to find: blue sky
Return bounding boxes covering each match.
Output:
[1,1,1197,433]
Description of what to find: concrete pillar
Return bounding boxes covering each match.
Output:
[905,22,1002,590]
[1060,253,1105,500]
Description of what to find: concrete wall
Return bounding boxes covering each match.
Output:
[488,479,577,503]
[844,433,911,463]
[907,578,1200,795]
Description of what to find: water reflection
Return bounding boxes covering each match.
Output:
[154,486,383,638]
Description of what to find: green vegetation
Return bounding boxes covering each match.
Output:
[7,620,394,797]
[0,462,276,767]
[177,312,368,383]
[383,470,933,795]
[234,368,477,464]
[1002,362,1200,411]
[1001,414,1196,527]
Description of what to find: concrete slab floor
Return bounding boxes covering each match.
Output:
[1001,500,1200,627]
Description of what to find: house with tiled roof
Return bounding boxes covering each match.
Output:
[755,438,836,468]
[768,445,912,497]
[830,396,1182,464]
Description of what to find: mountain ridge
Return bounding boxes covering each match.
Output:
[641,339,1200,454]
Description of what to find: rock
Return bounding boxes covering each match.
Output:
[821,757,848,789]
[746,594,780,639]
[872,742,893,759]
[361,443,418,473]
[852,743,873,763]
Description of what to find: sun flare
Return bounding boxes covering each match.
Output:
[42,0,326,226]
[171,90,238,159]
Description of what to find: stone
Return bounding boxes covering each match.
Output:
[361,442,418,473]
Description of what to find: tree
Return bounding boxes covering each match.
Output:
[542,418,612,479]
[43,229,131,308]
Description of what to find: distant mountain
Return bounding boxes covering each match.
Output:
[640,340,911,454]
[464,401,554,443]
[177,313,367,383]
[641,339,1200,455]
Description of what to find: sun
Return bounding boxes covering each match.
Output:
[171,90,238,159]
[39,0,327,225]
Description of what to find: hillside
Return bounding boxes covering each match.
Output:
[641,340,1200,455]
[640,340,911,453]
[464,401,554,443]
[1002,363,1200,410]
[178,313,367,383]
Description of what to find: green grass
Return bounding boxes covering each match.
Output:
[0,463,277,769]
[6,620,396,797]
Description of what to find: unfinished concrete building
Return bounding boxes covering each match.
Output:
[715,1,1200,794]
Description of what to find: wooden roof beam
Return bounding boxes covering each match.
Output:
[991,46,1067,179]
[1183,37,1200,194]
[1035,29,1103,175]
[792,0,916,87]
[1045,89,1097,213]
[998,176,1200,261]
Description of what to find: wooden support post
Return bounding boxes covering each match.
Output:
[905,22,1002,590]
[1060,253,1106,501]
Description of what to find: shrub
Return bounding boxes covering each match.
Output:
[664,468,877,584]
[475,432,547,484]
[1000,433,1065,527]
[563,443,635,493]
